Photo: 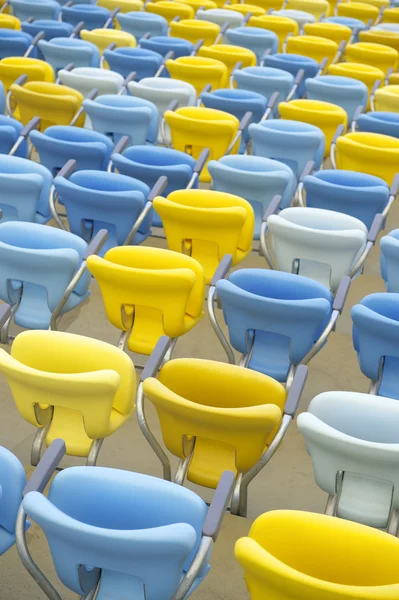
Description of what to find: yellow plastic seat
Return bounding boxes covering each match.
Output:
[0,14,20,29]
[166,56,228,93]
[164,106,239,183]
[279,99,348,155]
[9,81,85,129]
[285,0,330,19]
[97,0,143,11]
[182,0,217,10]
[382,7,399,23]
[345,41,399,75]
[286,35,339,68]
[249,15,299,50]
[0,57,54,92]
[146,0,194,20]
[80,28,136,54]
[0,330,136,458]
[337,1,380,24]
[235,510,399,600]
[142,359,286,488]
[336,131,399,185]
[169,18,220,45]
[389,71,399,84]
[360,29,399,52]
[245,0,284,9]
[199,44,257,73]
[328,61,384,109]
[226,3,267,16]
[154,189,254,281]
[374,85,399,112]
[87,246,205,355]
[360,0,389,8]
[304,21,352,43]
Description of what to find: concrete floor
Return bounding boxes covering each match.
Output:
[0,193,394,599]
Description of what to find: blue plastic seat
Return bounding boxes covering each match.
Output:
[0,154,53,223]
[264,53,319,97]
[233,66,294,112]
[326,16,367,38]
[83,95,159,146]
[117,11,168,38]
[306,75,368,123]
[216,269,333,381]
[0,115,27,156]
[303,169,389,229]
[61,4,111,30]
[208,154,296,238]
[352,293,399,399]
[0,445,27,555]
[103,47,163,80]
[54,170,152,253]
[112,145,196,227]
[10,0,60,21]
[0,29,36,59]
[249,119,325,178]
[357,112,399,139]
[140,35,194,58]
[22,19,74,41]
[0,221,91,329]
[38,37,101,70]
[22,467,211,600]
[225,27,279,63]
[30,126,114,175]
[200,88,267,153]
[380,229,399,293]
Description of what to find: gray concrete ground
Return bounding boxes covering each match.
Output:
[0,191,394,599]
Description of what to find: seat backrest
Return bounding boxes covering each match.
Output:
[0,30,33,59]
[104,47,163,80]
[23,467,207,599]
[0,56,54,91]
[0,445,26,538]
[128,77,197,116]
[248,15,299,50]
[87,246,205,354]
[61,4,110,29]
[264,53,318,96]
[116,12,168,38]
[140,35,194,58]
[345,41,399,74]
[197,8,245,28]
[375,85,399,112]
[166,56,228,94]
[305,75,368,123]
[58,66,124,96]
[198,44,257,73]
[146,1,195,22]
[80,28,136,54]
[287,34,338,66]
[225,27,279,62]
[357,111,399,139]
[22,19,74,41]
[38,38,100,70]
[234,66,293,109]
[268,207,367,290]
[0,115,25,156]
[169,18,220,45]
[10,0,60,21]
[154,189,254,282]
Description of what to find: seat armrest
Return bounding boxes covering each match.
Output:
[23,440,66,496]
[202,471,235,541]
[140,336,171,382]
[210,254,233,286]
[284,365,308,417]
[332,275,351,313]
[83,229,108,259]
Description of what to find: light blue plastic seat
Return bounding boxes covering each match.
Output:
[216,269,333,381]
[303,169,389,229]
[117,11,168,38]
[83,94,159,145]
[10,0,60,21]
[22,19,74,41]
[249,119,325,178]
[0,445,27,555]
[61,4,111,30]
[374,23,399,32]
[23,467,210,599]
[54,170,152,253]
[357,112,399,139]
[0,221,91,329]
[140,35,194,58]
[225,27,279,63]
[38,37,101,70]
[264,53,319,97]
[103,47,163,80]
[380,229,399,293]
[0,115,27,156]
[0,154,53,223]
[200,88,267,153]
[208,154,296,238]
[233,66,294,113]
[30,126,114,175]
[326,15,366,38]
[352,293,399,399]
[306,75,368,123]
[112,145,196,227]
[0,29,36,59]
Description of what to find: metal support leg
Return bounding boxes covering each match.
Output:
[31,424,51,467]
[174,454,192,485]
[388,510,399,536]
[324,494,337,516]
[86,439,104,466]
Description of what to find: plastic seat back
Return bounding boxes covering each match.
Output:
[264,53,318,97]
[0,445,26,555]
[87,246,205,354]
[80,28,136,54]
[357,111,399,138]
[169,18,220,46]
[285,0,329,19]
[217,269,332,380]
[375,85,399,112]
[326,15,366,33]
[381,229,399,292]
[328,62,385,110]
[306,75,368,123]
[38,38,101,70]
[304,21,353,43]
[0,29,34,59]
[286,35,338,68]
[198,43,257,73]
[116,11,168,38]
[61,4,110,30]
[274,8,316,26]
[360,28,399,52]
[234,66,294,111]
[143,358,286,486]
[140,35,194,58]
[146,1,195,22]
[103,47,163,80]
[166,56,228,94]
[225,26,278,62]
[345,41,399,74]
[249,119,325,178]
[304,169,389,229]
[22,19,74,41]
[268,207,367,290]
[0,221,91,328]
[337,0,380,24]
[58,66,124,96]
[154,189,254,282]
[196,8,245,28]
[0,14,21,30]
[23,467,208,599]
[10,0,60,21]
[249,15,299,51]
[0,114,26,157]
[0,56,54,91]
